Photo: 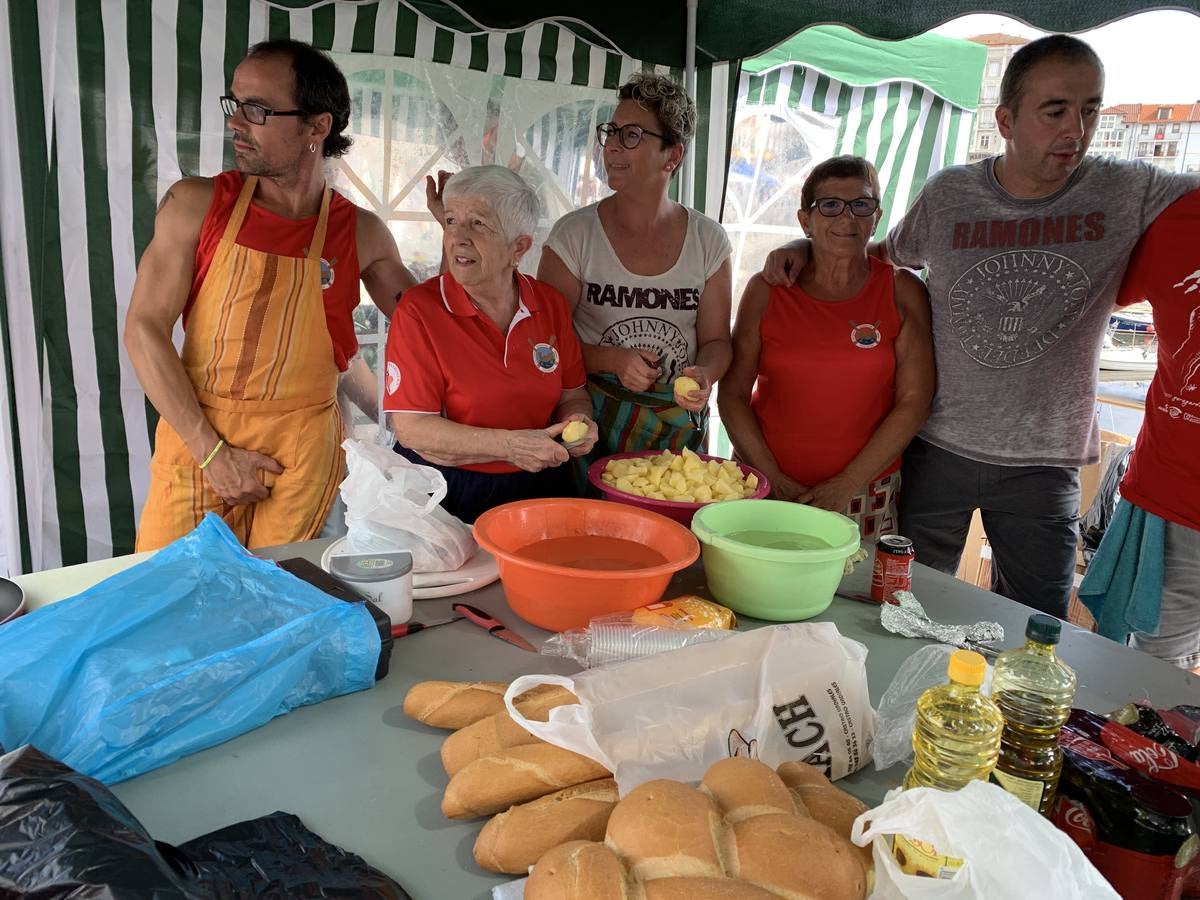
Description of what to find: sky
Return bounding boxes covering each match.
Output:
[931,11,1200,106]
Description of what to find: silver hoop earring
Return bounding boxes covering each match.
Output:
[308,142,317,153]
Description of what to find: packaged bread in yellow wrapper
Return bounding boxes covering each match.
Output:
[540,597,737,668]
[630,595,736,630]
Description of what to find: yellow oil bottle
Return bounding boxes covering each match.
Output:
[989,614,1077,815]
[903,649,1004,791]
[894,650,1004,879]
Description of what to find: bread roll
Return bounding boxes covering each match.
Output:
[474,778,618,874]
[527,840,629,899]
[776,761,871,872]
[731,813,867,900]
[442,743,610,819]
[403,681,509,729]
[643,877,792,900]
[441,685,577,776]
[527,758,868,900]
[701,757,795,824]
[604,779,725,882]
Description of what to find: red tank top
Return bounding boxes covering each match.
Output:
[186,170,361,371]
[750,257,902,486]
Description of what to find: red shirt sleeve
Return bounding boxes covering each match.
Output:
[1117,221,1157,308]
[382,300,445,414]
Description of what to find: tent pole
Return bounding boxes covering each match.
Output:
[682,0,697,208]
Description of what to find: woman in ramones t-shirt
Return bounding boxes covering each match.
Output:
[538,72,732,463]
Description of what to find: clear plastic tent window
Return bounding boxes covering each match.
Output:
[0,514,381,784]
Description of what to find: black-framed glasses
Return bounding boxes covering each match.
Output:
[811,197,880,218]
[596,122,668,150]
[220,95,307,126]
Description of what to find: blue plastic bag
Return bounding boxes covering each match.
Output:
[0,513,380,784]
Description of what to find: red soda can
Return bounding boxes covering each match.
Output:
[871,535,914,604]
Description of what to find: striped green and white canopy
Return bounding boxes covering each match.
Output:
[0,0,736,573]
[737,26,985,239]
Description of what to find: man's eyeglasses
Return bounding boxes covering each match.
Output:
[220,95,307,126]
[596,122,668,150]
[810,197,880,218]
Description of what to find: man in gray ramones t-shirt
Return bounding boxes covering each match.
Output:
[888,39,1199,617]
[767,36,1199,617]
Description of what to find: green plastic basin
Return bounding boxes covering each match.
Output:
[690,499,862,620]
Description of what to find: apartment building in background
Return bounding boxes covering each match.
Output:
[1092,105,1136,160]
[966,33,1029,162]
[1113,103,1200,172]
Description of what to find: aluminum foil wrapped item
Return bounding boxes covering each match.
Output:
[880,589,1005,651]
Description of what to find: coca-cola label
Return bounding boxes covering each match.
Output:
[1100,721,1200,792]
[1052,795,1096,853]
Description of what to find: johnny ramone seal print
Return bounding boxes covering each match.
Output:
[948,249,1091,368]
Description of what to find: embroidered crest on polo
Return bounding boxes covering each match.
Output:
[386,361,401,394]
[319,257,336,290]
[530,335,560,373]
[850,320,882,349]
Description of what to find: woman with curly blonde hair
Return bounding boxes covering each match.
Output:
[538,73,733,467]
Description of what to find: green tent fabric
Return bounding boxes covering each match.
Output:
[296,0,1200,67]
[742,24,987,111]
[736,27,986,239]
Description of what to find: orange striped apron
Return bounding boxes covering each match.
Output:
[136,175,345,551]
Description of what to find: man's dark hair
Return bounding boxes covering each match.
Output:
[247,39,352,158]
[999,35,1103,115]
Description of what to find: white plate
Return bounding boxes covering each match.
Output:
[320,537,499,599]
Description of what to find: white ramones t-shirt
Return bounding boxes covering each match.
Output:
[544,202,731,383]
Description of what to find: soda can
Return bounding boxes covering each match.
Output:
[871,535,914,604]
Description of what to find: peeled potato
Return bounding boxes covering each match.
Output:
[674,375,701,398]
[602,450,759,504]
[562,421,588,444]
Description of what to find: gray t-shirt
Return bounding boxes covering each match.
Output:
[887,156,1199,467]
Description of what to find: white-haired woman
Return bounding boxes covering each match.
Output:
[384,166,597,523]
[537,72,733,462]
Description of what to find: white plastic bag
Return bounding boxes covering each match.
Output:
[852,782,1119,899]
[339,439,475,572]
[506,623,876,795]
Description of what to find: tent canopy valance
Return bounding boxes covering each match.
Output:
[266,0,1200,67]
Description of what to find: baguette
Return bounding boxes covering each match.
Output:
[403,681,509,729]
[442,743,610,819]
[474,778,618,874]
[441,685,577,776]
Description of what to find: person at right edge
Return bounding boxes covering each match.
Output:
[1079,188,1200,675]
[761,35,1200,618]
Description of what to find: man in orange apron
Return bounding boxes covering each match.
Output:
[125,39,416,550]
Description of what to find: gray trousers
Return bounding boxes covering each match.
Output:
[899,438,1080,619]
[1131,519,1200,669]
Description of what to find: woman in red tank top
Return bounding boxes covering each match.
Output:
[719,156,934,538]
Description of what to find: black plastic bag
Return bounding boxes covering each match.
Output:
[1080,441,1135,560]
[0,745,410,899]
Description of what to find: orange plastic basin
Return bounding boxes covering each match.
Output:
[472,498,700,632]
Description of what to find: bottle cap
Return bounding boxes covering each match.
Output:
[947,649,988,686]
[1025,613,1062,645]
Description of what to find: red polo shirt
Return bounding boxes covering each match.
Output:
[383,272,586,474]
